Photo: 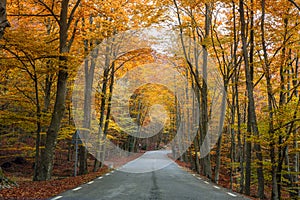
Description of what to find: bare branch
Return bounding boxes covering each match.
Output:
[288,0,300,11]
[67,0,81,30]
[35,0,60,25]
[8,14,59,17]
[67,18,79,50]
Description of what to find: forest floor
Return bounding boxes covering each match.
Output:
[0,151,143,200]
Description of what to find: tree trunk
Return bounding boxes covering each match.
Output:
[260,1,278,199]
[33,18,53,181]
[292,55,299,198]
[214,135,222,184]
[234,66,244,193]
[33,72,42,181]
[200,2,212,179]
[39,70,68,180]
[0,0,10,39]
[94,45,111,171]
[37,0,80,180]
[239,0,265,198]
[101,63,115,164]
[79,16,97,174]
[245,103,252,196]
[194,135,201,174]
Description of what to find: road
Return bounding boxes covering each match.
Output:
[50,150,249,200]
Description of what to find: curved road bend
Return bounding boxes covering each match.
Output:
[50,150,250,200]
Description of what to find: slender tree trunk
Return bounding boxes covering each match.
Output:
[193,135,200,174]
[0,8,9,183]
[101,62,115,164]
[234,68,244,193]
[239,0,265,198]
[79,16,98,175]
[191,76,200,174]
[33,72,42,181]
[230,84,235,189]
[214,135,222,184]
[292,55,299,198]
[200,2,212,179]
[260,1,278,199]
[245,101,252,195]
[276,16,289,199]
[236,80,244,193]
[243,1,253,193]
[231,3,244,188]
[94,45,111,171]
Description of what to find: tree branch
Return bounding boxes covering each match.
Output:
[288,0,300,11]
[67,0,81,30]
[8,14,59,17]
[35,0,60,25]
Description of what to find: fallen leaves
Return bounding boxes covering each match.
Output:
[0,167,109,200]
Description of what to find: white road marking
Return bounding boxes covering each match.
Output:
[192,174,196,176]
[87,181,94,185]
[72,187,82,191]
[213,186,220,189]
[227,192,237,197]
[106,173,111,176]
[197,177,202,180]
[111,171,114,173]
[204,181,209,184]
[51,196,63,200]
[98,177,103,179]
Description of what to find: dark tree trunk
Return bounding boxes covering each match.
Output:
[101,62,115,164]
[94,45,111,171]
[33,72,42,181]
[239,0,265,198]
[260,1,278,199]
[0,0,10,39]
[33,17,54,181]
[200,2,212,179]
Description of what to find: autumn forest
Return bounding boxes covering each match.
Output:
[0,0,300,199]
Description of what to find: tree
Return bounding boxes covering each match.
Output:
[173,0,213,178]
[239,0,264,198]
[36,0,81,181]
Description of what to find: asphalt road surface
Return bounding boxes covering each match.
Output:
[50,150,250,200]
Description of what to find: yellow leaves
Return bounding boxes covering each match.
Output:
[0,146,35,152]
[108,120,122,132]
[58,126,76,141]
